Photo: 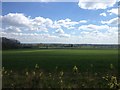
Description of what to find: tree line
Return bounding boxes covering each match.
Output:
[0,37,21,50]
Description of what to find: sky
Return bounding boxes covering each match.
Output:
[1,0,120,44]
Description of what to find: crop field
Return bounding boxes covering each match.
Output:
[2,49,118,71]
[2,49,120,88]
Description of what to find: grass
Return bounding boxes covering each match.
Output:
[2,49,118,72]
[2,48,119,88]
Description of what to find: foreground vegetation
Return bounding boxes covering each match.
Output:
[2,49,119,88]
[2,65,120,89]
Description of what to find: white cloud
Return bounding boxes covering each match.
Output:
[78,0,116,10]
[30,17,53,32]
[2,29,117,44]
[2,13,88,33]
[78,24,118,44]
[2,13,118,44]
[78,24,109,31]
[33,17,53,28]
[101,17,119,25]
[2,13,30,28]
[55,19,87,30]
[107,8,119,15]
[52,21,61,29]
[55,28,71,38]
[59,33,70,38]
[2,13,52,32]
[56,18,79,29]
[4,26,21,33]
[108,27,118,33]
[55,28,64,34]
[80,28,118,44]
[100,13,107,17]
[79,20,87,23]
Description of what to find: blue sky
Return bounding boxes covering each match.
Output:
[2,2,117,21]
[1,1,119,44]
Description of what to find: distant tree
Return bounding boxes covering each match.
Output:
[71,44,73,47]
[1,37,21,50]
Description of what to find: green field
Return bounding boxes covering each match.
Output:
[2,48,119,88]
[2,49,118,72]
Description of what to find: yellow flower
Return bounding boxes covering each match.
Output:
[39,72,43,77]
[60,71,64,76]
[26,72,29,76]
[110,64,113,69]
[33,71,36,75]
[59,76,62,79]
[10,70,13,73]
[60,80,63,83]
[111,76,117,84]
[49,73,52,77]
[4,71,7,74]
[107,76,118,89]
[110,83,114,88]
[35,64,39,69]
[73,65,78,73]
[102,77,105,79]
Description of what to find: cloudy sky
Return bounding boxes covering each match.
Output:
[1,0,119,44]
